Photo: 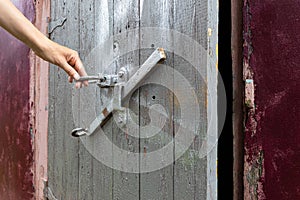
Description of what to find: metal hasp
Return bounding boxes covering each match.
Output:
[71,48,166,137]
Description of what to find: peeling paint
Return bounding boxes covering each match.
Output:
[31,0,50,199]
[244,151,265,200]
[243,1,265,199]
[244,0,300,199]
[0,0,35,198]
[245,79,254,108]
[208,28,212,37]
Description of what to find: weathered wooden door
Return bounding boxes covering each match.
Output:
[48,0,220,199]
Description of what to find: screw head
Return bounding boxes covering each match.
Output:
[118,71,125,78]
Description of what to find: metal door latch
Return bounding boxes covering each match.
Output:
[71,48,166,137]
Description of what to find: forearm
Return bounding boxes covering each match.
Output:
[0,0,50,53]
[0,0,88,85]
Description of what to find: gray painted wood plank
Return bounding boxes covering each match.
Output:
[93,122,114,200]
[194,1,210,199]
[79,0,99,200]
[173,58,198,200]
[78,0,96,199]
[49,0,80,199]
[206,0,218,199]
[91,1,114,199]
[48,0,62,196]
[61,1,81,199]
[173,0,208,199]
[112,0,140,199]
[48,0,58,195]
[48,0,217,199]
[139,0,174,199]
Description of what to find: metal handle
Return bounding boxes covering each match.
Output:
[76,73,106,83]
[71,48,166,137]
[71,128,88,137]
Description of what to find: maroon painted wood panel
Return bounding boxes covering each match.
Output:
[0,1,35,199]
[244,0,300,199]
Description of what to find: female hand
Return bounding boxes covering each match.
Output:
[35,40,88,88]
[0,0,88,88]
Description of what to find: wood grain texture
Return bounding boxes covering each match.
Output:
[207,0,218,199]
[0,1,35,199]
[172,0,209,199]
[93,1,114,197]
[48,0,80,199]
[48,0,217,199]
[112,1,140,199]
[139,1,175,200]
[78,0,96,199]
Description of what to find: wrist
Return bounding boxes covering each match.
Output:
[30,32,51,53]
[31,35,57,61]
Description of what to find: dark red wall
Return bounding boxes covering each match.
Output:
[0,1,35,199]
[244,0,300,199]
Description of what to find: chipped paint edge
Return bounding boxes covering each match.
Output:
[243,1,265,199]
[207,0,219,199]
[30,0,50,199]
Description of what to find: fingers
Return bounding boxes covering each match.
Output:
[64,63,80,80]
[68,76,73,83]
[61,61,83,88]
[75,81,82,89]
[67,76,82,89]
[57,48,88,88]
[73,58,89,87]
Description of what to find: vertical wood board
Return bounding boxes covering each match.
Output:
[48,0,218,199]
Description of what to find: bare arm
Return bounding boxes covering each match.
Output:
[0,0,87,86]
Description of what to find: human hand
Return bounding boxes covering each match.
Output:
[35,40,88,88]
[0,0,88,88]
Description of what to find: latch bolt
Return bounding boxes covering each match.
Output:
[72,48,166,137]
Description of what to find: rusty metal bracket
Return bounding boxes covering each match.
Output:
[48,17,67,34]
[71,48,166,137]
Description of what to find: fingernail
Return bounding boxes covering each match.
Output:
[73,73,80,80]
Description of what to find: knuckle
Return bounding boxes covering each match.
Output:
[72,51,79,58]
[66,67,75,76]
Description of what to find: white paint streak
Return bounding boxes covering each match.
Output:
[97,0,110,42]
[140,0,144,16]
